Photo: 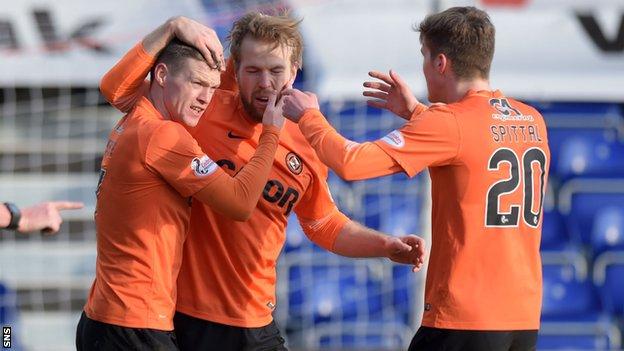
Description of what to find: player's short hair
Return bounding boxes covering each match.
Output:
[228,11,303,69]
[151,38,209,79]
[416,6,495,80]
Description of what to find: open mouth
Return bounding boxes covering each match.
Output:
[255,96,270,104]
[190,106,204,115]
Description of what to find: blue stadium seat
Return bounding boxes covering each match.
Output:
[561,185,624,244]
[593,251,624,315]
[556,137,624,180]
[318,330,403,350]
[538,322,619,350]
[532,101,621,117]
[548,129,617,175]
[531,101,622,172]
[305,321,411,350]
[392,265,416,325]
[541,210,570,250]
[284,214,314,253]
[591,206,624,255]
[0,281,17,325]
[287,264,386,324]
[541,272,599,318]
[363,193,420,235]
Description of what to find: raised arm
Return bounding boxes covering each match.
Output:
[282,89,404,180]
[100,17,225,112]
[193,92,284,220]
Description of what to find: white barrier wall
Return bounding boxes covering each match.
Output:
[1,0,623,100]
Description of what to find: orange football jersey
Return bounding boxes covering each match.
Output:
[298,90,550,330]
[99,43,349,328]
[85,96,222,330]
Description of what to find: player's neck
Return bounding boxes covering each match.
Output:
[148,87,172,121]
[448,78,491,103]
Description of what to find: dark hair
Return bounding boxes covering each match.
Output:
[416,6,495,80]
[150,38,208,79]
[228,11,303,69]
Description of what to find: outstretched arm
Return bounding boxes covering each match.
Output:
[333,220,426,272]
[1,201,84,234]
[282,89,404,180]
[193,92,285,220]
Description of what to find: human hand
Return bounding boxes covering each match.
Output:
[282,88,320,123]
[384,235,427,272]
[19,201,84,234]
[262,91,286,129]
[363,70,420,120]
[170,16,225,70]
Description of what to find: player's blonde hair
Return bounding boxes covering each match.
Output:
[228,11,303,69]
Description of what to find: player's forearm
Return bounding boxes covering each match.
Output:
[100,43,153,113]
[194,127,280,221]
[332,220,390,258]
[298,109,402,180]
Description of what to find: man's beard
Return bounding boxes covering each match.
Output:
[240,94,264,122]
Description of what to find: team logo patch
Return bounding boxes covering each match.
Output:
[489,98,533,122]
[191,155,218,177]
[286,152,303,175]
[381,130,405,148]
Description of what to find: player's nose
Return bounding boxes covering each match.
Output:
[196,87,211,105]
[258,71,272,89]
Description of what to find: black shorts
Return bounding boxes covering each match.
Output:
[173,311,287,351]
[76,311,178,351]
[408,326,537,351]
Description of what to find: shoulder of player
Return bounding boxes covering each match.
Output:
[411,103,457,122]
[508,98,543,118]
[141,120,195,155]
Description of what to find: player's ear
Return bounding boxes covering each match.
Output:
[154,63,169,87]
[435,53,448,75]
[288,61,299,86]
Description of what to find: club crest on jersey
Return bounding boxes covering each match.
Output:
[191,155,218,177]
[286,152,303,175]
[381,130,405,148]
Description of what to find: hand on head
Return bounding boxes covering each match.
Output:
[171,16,225,71]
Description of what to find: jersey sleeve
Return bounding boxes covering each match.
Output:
[373,106,461,177]
[294,160,349,251]
[297,109,404,181]
[100,42,153,113]
[145,123,222,197]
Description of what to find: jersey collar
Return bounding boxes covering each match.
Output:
[464,89,504,99]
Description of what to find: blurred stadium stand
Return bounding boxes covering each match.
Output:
[2,0,624,350]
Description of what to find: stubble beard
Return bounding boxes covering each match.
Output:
[240,94,264,123]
